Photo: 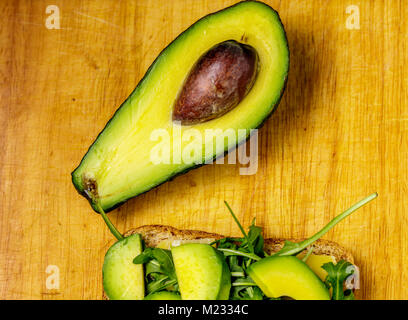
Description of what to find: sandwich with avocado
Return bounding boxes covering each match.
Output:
[101,193,377,300]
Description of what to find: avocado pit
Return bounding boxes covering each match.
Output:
[173,40,258,125]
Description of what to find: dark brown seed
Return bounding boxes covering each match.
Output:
[173,40,258,125]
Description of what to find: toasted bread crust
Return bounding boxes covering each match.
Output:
[124,225,354,263]
[103,225,355,299]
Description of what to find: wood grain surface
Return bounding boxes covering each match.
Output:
[0,0,407,300]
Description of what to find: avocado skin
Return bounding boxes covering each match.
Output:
[72,1,289,213]
[216,248,232,299]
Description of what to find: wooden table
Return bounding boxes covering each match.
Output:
[0,0,406,300]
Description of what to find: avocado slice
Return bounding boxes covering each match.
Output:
[297,252,336,281]
[72,1,289,212]
[172,243,231,300]
[144,291,181,300]
[102,234,144,300]
[247,256,330,300]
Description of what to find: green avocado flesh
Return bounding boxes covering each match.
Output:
[72,1,289,212]
[247,256,330,300]
[102,234,144,300]
[144,291,181,300]
[172,244,231,300]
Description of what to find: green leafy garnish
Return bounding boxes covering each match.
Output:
[133,247,178,294]
[217,248,262,261]
[215,203,267,299]
[230,282,264,300]
[232,277,257,287]
[224,201,255,253]
[247,219,264,256]
[133,247,176,279]
[274,193,378,257]
[322,260,355,300]
[302,247,314,262]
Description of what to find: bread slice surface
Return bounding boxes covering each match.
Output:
[124,225,354,262]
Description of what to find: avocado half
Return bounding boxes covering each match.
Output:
[72,1,289,212]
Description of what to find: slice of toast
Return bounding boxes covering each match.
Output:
[103,225,354,299]
[124,225,354,262]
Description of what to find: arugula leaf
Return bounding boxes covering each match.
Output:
[224,201,254,253]
[216,203,269,299]
[249,229,264,256]
[217,248,262,261]
[245,218,264,256]
[228,256,245,274]
[322,260,355,300]
[147,276,178,294]
[134,247,178,294]
[222,203,266,257]
[145,259,162,276]
[301,246,314,262]
[211,237,239,248]
[133,247,154,264]
[216,243,266,300]
[151,248,176,280]
[134,248,176,280]
[274,193,378,257]
[231,284,264,300]
[232,277,257,287]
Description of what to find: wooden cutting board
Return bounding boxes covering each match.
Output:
[0,0,406,300]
